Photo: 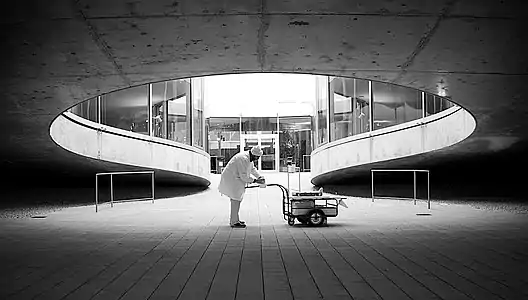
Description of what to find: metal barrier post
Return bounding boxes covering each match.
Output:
[287,167,290,193]
[151,172,155,203]
[427,171,430,209]
[298,167,301,191]
[413,171,417,205]
[95,171,155,212]
[110,174,114,208]
[95,175,98,212]
[371,170,374,202]
[370,169,430,209]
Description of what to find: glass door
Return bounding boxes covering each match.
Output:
[241,133,279,171]
[243,137,259,169]
[260,137,276,171]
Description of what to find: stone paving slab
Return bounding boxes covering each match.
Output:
[1,173,527,300]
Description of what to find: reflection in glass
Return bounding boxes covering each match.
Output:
[70,97,98,123]
[152,82,168,138]
[315,76,329,146]
[373,82,421,130]
[166,79,190,144]
[261,138,276,170]
[192,77,205,148]
[425,93,452,116]
[208,117,241,168]
[241,117,278,133]
[355,79,370,135]
[279,116,312,171]
[101,85,149,135]
[330,77,354,141]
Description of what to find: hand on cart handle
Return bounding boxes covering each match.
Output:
[254,176,266,184]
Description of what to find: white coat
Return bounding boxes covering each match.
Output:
[218,151,261,201]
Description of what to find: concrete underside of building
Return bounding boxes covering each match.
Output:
[1,0,528,200]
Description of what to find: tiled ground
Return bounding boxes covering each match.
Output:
[1,173,527,300]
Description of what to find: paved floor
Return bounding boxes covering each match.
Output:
[1,173,527,300]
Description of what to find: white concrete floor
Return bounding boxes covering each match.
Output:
[1,173,527,300]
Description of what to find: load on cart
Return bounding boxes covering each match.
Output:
[248,183,347,226]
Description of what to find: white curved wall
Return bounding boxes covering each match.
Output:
[311,106,476,177]
[50,112,210,183]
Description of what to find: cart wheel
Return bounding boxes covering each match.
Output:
[288,216,295,226]
[307,210,326,226]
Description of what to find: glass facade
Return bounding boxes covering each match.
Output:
[426,93,452,116]
[206,116,313,172]
[279,116,313,171]
[101,85,149,135]
[315,76,456,147]
[68,74,456,173]
[70,97,98,123]
[69,77,205,149]
[315,76,329,145]
[372,81,422,130]
[192,78,205,148]
[329,77,372,140]
[241,117,279,133]
[207,118,241,173]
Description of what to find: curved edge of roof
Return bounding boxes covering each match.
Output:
[311,106,476,186]
[49,112,211,187]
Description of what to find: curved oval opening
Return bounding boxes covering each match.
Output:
[50,72,475,183]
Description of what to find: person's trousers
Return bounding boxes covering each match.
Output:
[230,199,241,225]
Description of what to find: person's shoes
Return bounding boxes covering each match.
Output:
[239,220,245,225]
[230,222,246,228]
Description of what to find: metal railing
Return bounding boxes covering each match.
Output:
[371,169,430,209]
[95,171,155,212]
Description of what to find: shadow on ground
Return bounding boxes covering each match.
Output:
[0,183,209,218]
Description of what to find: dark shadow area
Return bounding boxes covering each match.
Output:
[0,180,209,218]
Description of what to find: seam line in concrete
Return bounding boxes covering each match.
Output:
[303,227,355,299]
[257,0,270,71]
[204,228,233,300]
[393,0,459,83]
[72,0,131,86]
[174,224,221,300]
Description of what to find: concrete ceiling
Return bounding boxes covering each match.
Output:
[1,0,527,196]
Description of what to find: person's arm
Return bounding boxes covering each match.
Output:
[250,163,261,180]
[236,157,257,183]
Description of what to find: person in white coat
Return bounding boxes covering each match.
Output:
[218,145,265,228]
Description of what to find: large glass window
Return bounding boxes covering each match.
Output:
[330,77,354,141]
[372,82,421,130]
[241,117,278,133]
[279,116,312,171]
[70,97,98,123]
[315,76,329,146]
[355,79,370,135]
[152,82,168,139]
[192,77,205,148]
[208,117,241,167]
[425,93,452,116]
[166,79,190,144]
[101,85,149,135]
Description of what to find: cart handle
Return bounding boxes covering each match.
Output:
[246,183,289,201]
[246,183,290,220]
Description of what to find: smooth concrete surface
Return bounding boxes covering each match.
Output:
[1,173,527,300]
[50,113,210,183]
[312,106,475,180]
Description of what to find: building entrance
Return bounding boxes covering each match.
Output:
[241,133,279,171]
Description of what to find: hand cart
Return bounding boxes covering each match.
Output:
[247,183,346,226]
